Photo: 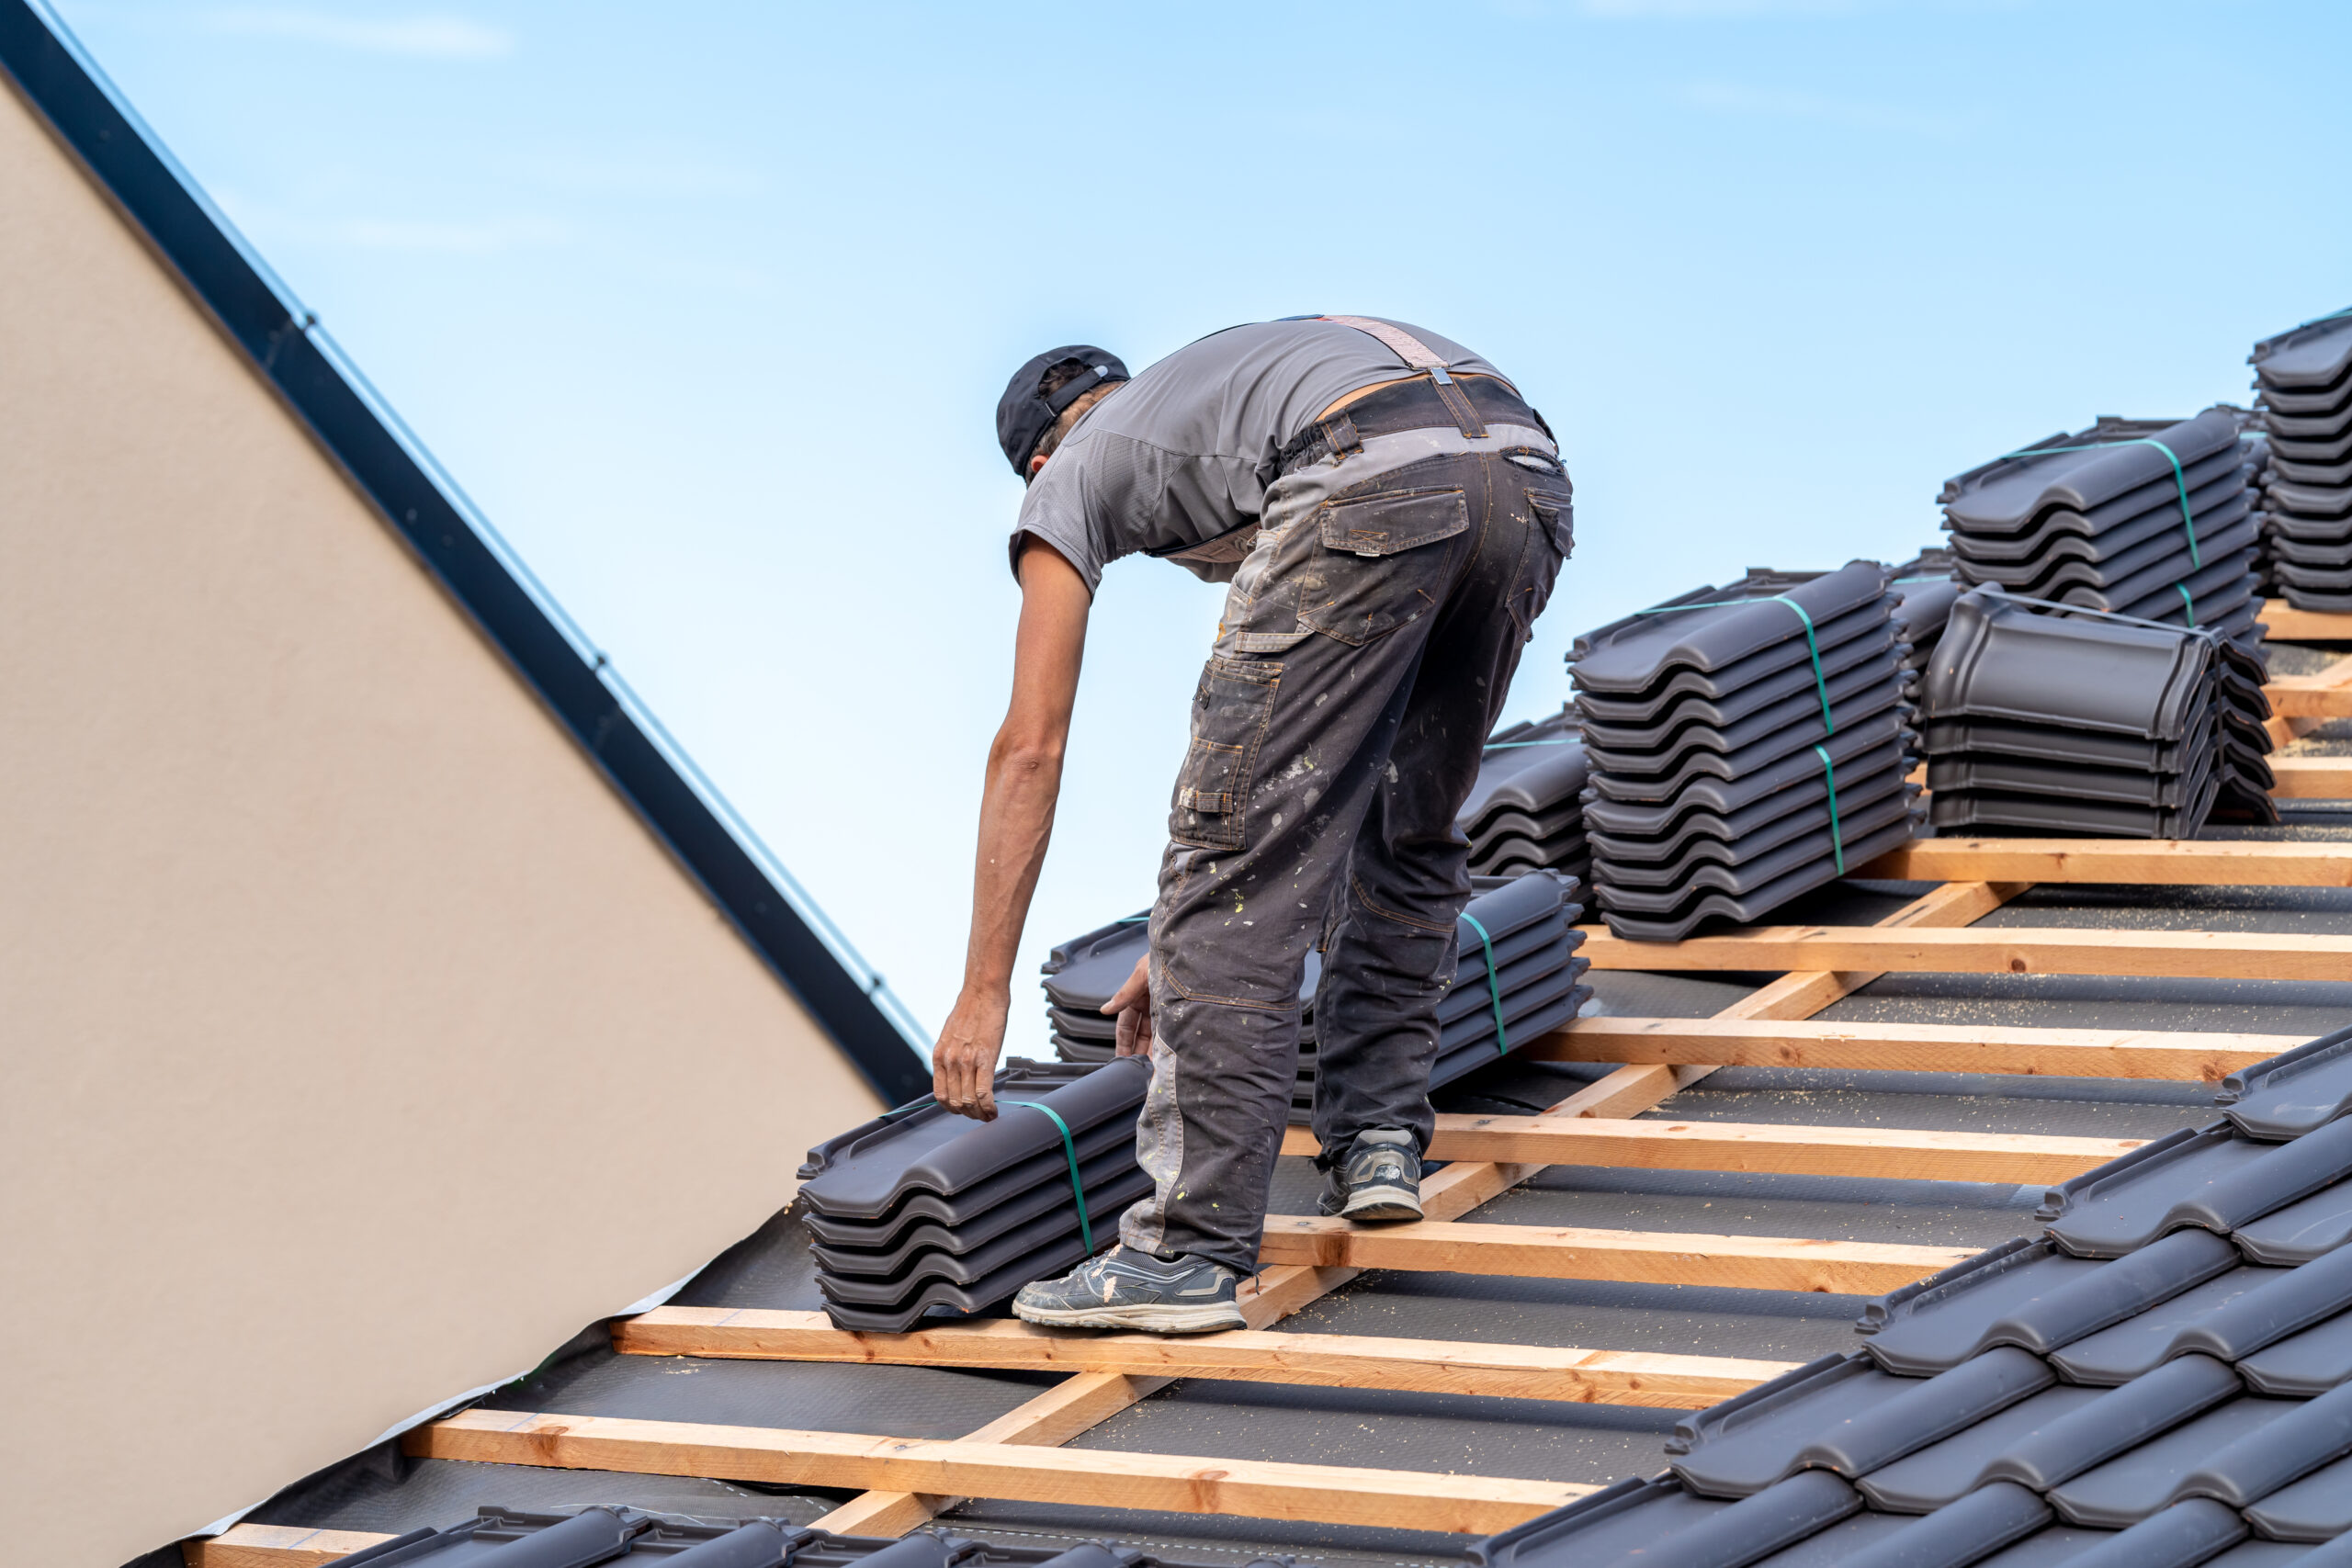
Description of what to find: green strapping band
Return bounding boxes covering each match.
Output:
[1482,738,1581,750]
[999,1099,1094,1253]
[877,1095,1095,1253]
[1460,912,1510,1055]
[2176,582,2197,626]
[1634,594,1833,735]
[1998,436,2202,570]
[1815,744,1845,875]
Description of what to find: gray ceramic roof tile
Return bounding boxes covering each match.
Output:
[2254,314,2352,392]
[1579,650,1905,757]
[1990,1356,2245,1489]
[2046,1394,2303,1527]
[798,1059,1151,1221]
[1860,1357,2242,1513]
[1592,815,1917,942]
[1834,1482,2053,1568]
[1592,787,1917,890]
[2169,1380,2352,1513]
[1582,727,1907,818]
[1853,1385,2109,1513]
[1924,593,2213,741]
[1630,1472,1864,1568]
[1671,1349,2051,1500]
[1951,453,2252,557]
[2046,1264,2313,1384]
[2032,1499,2248,1568]
[1575,632,1895,731]
[2220,1029,2352,1142]
[2237,1310,2352,1397]
[1918,713,2218,772]
[2045,1120,2352,1258]
[1860,1232,2240,1375]
[1970,1524,2121,1567]
[1746,1508,1916,1566]
[1585,761,1907,866]
[1471,1477,1728,1568]
[1580,689,1906,788]
[1595,791,1916,905]
[1960,503,2257,598]
[1569,563,1892,694]
[2243,1451,2352,1541]
[1942,411,2245,531]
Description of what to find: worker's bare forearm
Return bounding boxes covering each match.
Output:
[934,539,1091,1119]
[961,735,1064,998]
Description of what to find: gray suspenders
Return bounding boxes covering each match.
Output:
[1315,315,1488,440]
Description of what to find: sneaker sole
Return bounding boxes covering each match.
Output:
[1012,1299,1246,1334]
[1340,1183,1422,1223]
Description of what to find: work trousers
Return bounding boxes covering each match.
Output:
[1120,426,1574,1270]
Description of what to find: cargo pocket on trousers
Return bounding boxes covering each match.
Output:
[1295,486,1470,646]
[1527,486,1575,559]
[1171,655,1281,852]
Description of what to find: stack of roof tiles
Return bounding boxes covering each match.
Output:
[795,1057,1150,1331]
[337,1508,1186,1568]
[1570,561,1920,942]
[1460,705,1590,885]
[2252,310,2352,613]
[1042,871,1592,1122]
[1889,549,1962,680]
[1941,409,2267,652]
[1474,1030,2352,1568]
[1921,588,2276,838]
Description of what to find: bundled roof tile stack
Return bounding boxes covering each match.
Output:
[2252,310,2352,613]
[1941,408,2267,652]
[1460,705,1589,885]
[340,1507,1169,1568]
[1570,561,1920,942]
[1473,1030,2352,1568]
[796,1057,1150,1331]
[1888,549,1962,681]
[1043,871,1591,1122]
[1921,588,2276,837]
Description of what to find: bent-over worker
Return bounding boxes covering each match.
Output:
[934,316,1573,1332]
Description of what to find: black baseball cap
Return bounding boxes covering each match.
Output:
[997,344,1128,479]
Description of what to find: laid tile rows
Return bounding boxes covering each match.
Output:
[1473,1029,2352,1568]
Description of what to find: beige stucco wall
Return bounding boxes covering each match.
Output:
[0,75,887,1568]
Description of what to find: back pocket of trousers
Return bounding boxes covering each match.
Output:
[1171,654,1281,852]
[1297,486,1469,645]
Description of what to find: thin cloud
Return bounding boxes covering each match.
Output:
[202,8,515,60]
[1680,80,1973,141]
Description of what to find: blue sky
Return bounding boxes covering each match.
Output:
[44,0,2349,1051]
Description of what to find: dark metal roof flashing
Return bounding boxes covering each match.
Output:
[0,1,928,1101]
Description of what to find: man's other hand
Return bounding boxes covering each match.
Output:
[1103,953,1152,1057]
[933,988,1008,1120]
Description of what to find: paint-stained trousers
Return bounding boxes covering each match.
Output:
[1121,431,1575,1270]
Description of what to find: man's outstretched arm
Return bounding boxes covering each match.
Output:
[933,538,1091,1120]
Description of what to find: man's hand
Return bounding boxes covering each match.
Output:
[1103,953,1152,1057]
[933,987,1009,1120]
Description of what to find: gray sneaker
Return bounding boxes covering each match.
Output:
[1317,1128,1423,1223]
[1012,1246,1247,1333]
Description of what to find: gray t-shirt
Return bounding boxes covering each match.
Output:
[1011,318,1502,592]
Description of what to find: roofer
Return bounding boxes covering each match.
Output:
[933,317,1574,1332]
